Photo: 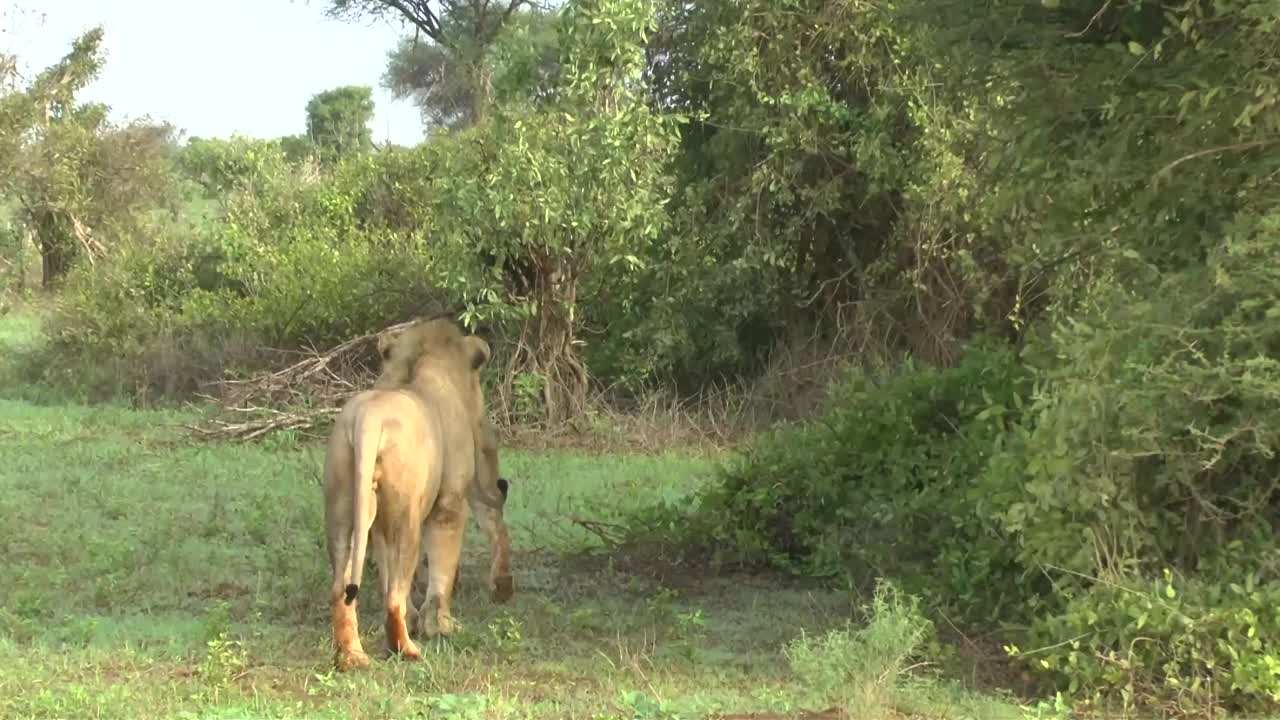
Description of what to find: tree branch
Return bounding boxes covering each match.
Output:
[1152,138,1279,181]
[500,0,526,25]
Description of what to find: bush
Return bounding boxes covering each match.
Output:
[36,227,265,400]
[1019,570,1280,716]
[656,210,1280,710]
[678,340,1034,622]
[785,579,935,714]
[35,146,464,401]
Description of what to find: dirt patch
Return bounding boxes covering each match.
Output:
[566,546,832,597]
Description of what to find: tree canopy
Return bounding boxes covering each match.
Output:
[304,85,375,162]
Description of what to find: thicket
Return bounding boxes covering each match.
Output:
[5,0,1280,712]
[626,0,1280,714]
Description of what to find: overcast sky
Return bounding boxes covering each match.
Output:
[4,0,425,145]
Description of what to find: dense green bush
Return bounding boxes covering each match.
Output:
[661,217,1280,709]
[36,145,459,399]
[679,342,1036,622]
[1022,570,1280,715]
[663,209,1280,707]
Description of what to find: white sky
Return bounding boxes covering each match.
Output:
[3,0,425,145]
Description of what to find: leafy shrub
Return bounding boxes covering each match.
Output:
[663,205,1280,712]
[36,228,264,400]
[679,340,1034,622]
[987,210,1280,584]
[1018,570,1280,716]
[975,204,1280,712]
[37,145,464,401]
[785,579,935,714]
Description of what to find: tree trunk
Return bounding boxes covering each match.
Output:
[470,54,493,126]
[501,260,588,427]
[34,210,74,289]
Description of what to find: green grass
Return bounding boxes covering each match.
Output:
[0,309,1027,720]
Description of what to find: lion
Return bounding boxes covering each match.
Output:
[375,323,515,608]
[323,318,490,671]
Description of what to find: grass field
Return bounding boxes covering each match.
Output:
[0,308,1027,720]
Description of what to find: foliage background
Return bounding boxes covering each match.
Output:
[5,0,1280,714]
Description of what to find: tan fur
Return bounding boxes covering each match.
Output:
[323,318,491,671]
[376,320,514,607]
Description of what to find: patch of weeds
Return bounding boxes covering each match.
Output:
[428,693,490,720]
[198,601,248,688]
[1018,692,1076,720]
[567,605,608,635]
[307,667,341,698]
[59,615,101,647]
[0,607,33,643]
[486,612,526,658]
[614,690,685,720]
[669,608,709,661]
[784,579,934,715]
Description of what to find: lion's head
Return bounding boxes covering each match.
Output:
[376,317,491,420]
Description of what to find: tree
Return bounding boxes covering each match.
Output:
[382,6,560,130]
[429,0,679,424]
[304,85,375,164]
[4,27,181,287]
[329,0,549,124]
[279,133,317,164]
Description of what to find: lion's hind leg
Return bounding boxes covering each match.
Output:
[416,492,469,638]
[373,497,425,661]
[331,583,370,671]
[469,496,513,603]
[328,467,376,672]
[331,535,374,671]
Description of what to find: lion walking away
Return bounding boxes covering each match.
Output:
[323,318,491,671]
[375,324,516,607]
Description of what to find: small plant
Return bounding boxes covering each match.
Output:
[617,690,684,720]
[307,668,339,697]
[428,693,489,720]
[669,608,708,661]
[512,370,547,424]
[487,613,525,658]
[198,601,248,688]
[784,580,934,714]
[1019,692,1076,720]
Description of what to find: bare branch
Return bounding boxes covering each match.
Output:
[187,319,419,442]
[1065,0,1112,39]
[1152,138,1279,181]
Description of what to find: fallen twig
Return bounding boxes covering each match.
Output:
[571,516,629,547]
[186,320,417,442]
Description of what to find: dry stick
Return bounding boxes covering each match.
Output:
[570,517,628,547]
[187,320,417,442]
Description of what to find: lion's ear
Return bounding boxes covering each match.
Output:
[376,333,395,362]
[464,335,491,370]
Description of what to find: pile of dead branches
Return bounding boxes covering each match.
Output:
[187,320,415,442]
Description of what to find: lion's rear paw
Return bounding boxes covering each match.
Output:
[335,648,371,672]
[391,638,422,661]
[492,575,514,603]
[419,612,458,638]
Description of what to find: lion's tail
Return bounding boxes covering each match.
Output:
[343,414,382,606]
